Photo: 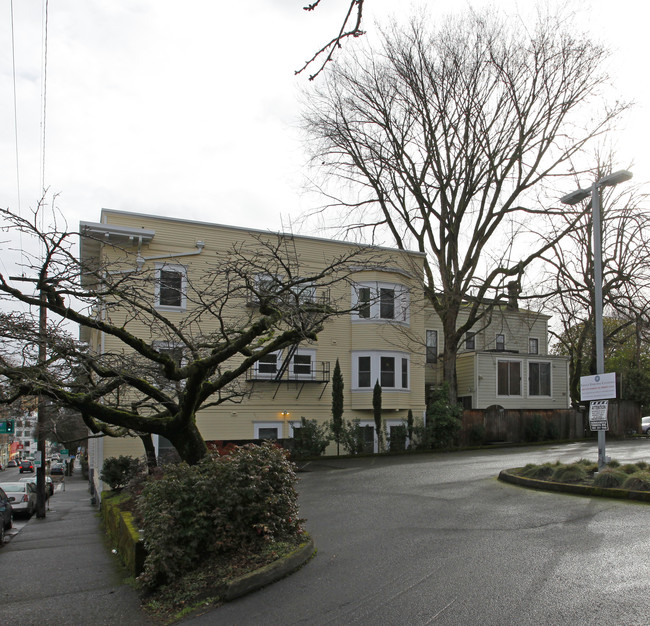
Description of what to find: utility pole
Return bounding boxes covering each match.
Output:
[11,274,48,518]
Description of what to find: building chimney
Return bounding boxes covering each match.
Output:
[506,281,519,311]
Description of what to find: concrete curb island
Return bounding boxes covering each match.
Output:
[498,468,650,503]
[224,536,315,601]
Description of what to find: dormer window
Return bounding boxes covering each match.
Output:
[495,334,505,351]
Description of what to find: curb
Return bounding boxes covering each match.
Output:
[224,536,316,601]
[498,469,650,503]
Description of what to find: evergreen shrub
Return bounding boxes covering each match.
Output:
[136,442,302,591]
[291,417,331,459]
[100,455,145,490]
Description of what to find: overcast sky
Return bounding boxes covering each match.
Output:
[1,0,648,256]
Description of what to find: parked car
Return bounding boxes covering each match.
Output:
[50,463,65,476]
[642,416,650,436]
[19,460,35,474]
[0,487,12,545]
[20,476,54,497]
[7,460,17,468]
[0,482,36,518]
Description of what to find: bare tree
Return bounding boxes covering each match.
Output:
[302,9,627,401]
[0,207,369,464]
[542,168,650,405]
[296,0,366,80]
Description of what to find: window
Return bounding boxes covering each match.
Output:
[357,287,371,318]
[352,352,410,390]
[293,282,316,304]
[256,352,280,378]
[358,356,372,388]
[426,330,438,363]
[529,338,539,355]
[290,349,316,379]
[497,360,521,396]
[465,332,475,350]
[529,362,551,396]
[380,356,395,387]
[380,288,395,319]
[155,263,187,310]
[353,282,409,323]
[254,422,281,440]
[496,334,505,351]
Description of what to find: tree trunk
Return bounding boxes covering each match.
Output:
[167,421,209,465]
[139,433,158,472]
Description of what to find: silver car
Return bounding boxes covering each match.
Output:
[642,416,650,436]
[20,475,54,497]
[0,487,12,544]
[1,482,36,518]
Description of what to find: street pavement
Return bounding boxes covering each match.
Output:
[2,440,650,625]
[0,466,153,625]
[187,439,650,625]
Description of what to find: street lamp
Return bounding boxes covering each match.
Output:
[561,169,633,469]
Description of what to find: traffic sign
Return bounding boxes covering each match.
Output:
[589,400,609,431]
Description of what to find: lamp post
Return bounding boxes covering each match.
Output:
[561,169,633,469]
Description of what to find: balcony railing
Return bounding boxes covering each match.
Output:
[246,361,330,383]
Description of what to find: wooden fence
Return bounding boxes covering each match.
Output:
[460,400,641,446]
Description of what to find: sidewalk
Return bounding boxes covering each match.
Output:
[0,468,155,625]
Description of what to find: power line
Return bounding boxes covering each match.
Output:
[10,0,21,215]
[40,0,49,197]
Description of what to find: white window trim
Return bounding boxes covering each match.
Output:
[496,358,523,398]
[528,337,539,355]
[351,351,410,391]
[252,350,284,380]
[495,334,506,351]
[254,421,282,440]
[528,360,552,397]
[351,282,410,324]
[154,262,187,311]
[426,329,438,363]
[290,348,317,380]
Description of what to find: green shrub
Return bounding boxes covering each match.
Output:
[414,385,462,449]
[136,442,302,591]
[521,463,555,480]
[291,417,331,459]
[607,459,621,468]
[592,469,627,488]
[339,419,368,455]
[388,424,407,451]
[620,463,639,475]
[524,415,545,442]
[468,423,486,446]
[551,463,587,483]
[622,471,650,491]
[636,461,648,470]
[100,455,145,490]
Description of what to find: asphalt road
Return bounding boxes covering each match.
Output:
[187,439,650,625]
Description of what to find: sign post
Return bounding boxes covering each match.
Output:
[581,373,616,469]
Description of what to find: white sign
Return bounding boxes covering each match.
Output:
[34,450,42,468]
[580,373,617,401]
[589,400,609,431]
